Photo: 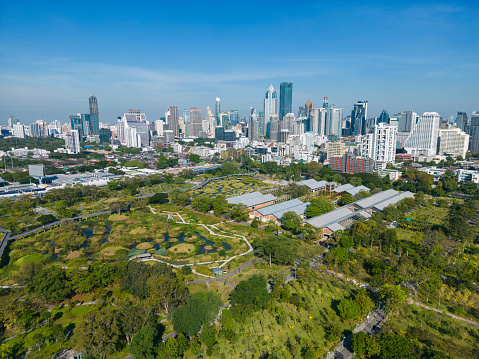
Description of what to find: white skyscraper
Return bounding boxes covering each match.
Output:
[310,108,327,135]
[404,112,440,156]
[326,107,343,138]
[13,123,25,138]
[155,120,164,136]
[66,130,81,154]
[360,123,397,165]
[264,84,277,136]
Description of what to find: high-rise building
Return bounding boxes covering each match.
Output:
[326,107,343,139]
[248,108,259,142]
[117,110,149,147]
[155,120,164,136]
[268,115,279,142]
[66,130,81,153]
[264,84,277,136]
[323,97,328,109]
[99,128,111,144]
[89,95,100,135]
[378,109,389,124]
[190,108,203,137]
[326,142,346,161]
[437,128,469,158]
[392,111,417,132]
[13,123,25,138]
[168,106,179,137]
[280,113,295,133]
[331,153,374,174]
[279,82,293,121]
[456,112,469,133]
[403,112,440,156]
[351,101,368,136]
[360,123,397,165]
[215,98,221,126]
[469,111,479,153]
[305,101,313,117]
[309,108,327,135]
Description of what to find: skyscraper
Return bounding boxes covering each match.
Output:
[279,82,293,121]
[378,109,390,124]
[326,107,343,139]
[264,84,277,136]
[456,112,469,133]
[190,108,203,137]
[215,98,221,126]
[89,95,100,136]
[360,123,397,165]
[322,97,328,109]
[351,101,368,136]
[168,106,179,137]
[469,111,479,153]
[404,112,440,156]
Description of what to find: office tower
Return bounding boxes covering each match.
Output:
[228,110,240,127]
[456,112,468,133]
[258,112,265,138]
[190,108,203,137]
[469,111,479,153]
[305,101,313,116]
[117,110,149,147]
[215,98,221,126]
[155,120,164,136]
[7,116,14,129]
[13,123,25,138]
[264,84,277,136]
[81,113,91,136]
[279,82,293,121]
[378,109,389,124]
[323,97,328,109]
[70,115,84,138]
[99,128,111,143]
[326,107,343,139]
[404,112,440,156]
[215,126,224,142]
[89,95,100,135]
[269,115,279,142]
[437,128,469,158]
[360,123,397,165]
[326,142,346,161]
[351,101,368,136]
[168,106,179,137]
[248,108,259,142]
[393,111,417,132]
[224,130,235,141]
[309,108,327,135]
[281,113,295,132]
[205,106,215,135]
[66,130,81,153]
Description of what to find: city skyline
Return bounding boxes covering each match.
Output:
[1,1,478,124]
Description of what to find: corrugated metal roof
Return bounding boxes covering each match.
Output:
[372,191,415,211]
[353,189,399,209]
[257,198,303,215]
[334,183,354,193]
[346,185,370,196]
[327,223,346,232]
[257,198,310,219]
[227,191,277,207]
[297,179,328,190]
[304,207,354,228]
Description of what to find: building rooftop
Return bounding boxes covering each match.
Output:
[227,191,277,207]
[297,179,328,190]
[257,198,310,219]
[346,185,371,196]
[372,191,415,211]
[352,189,400,210]
[334,183,355,193]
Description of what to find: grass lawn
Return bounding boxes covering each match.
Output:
[408,205,449,225]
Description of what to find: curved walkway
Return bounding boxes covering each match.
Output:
[143,207,254,269]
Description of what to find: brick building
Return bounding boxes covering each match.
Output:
[330,153,374,174]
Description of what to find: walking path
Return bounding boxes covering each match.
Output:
[142,207,254,269]
[407,298,479,327]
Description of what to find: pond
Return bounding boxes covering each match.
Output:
[80,225,112,249]
[129,231,232,257]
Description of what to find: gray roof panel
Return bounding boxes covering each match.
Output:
[227,191,277,207]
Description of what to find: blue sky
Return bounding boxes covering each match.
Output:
[0,0,478,124]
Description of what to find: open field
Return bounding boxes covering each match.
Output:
[192,176,272,198]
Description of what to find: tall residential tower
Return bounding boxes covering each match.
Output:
[88,95,100,135]
[279,82,292,121]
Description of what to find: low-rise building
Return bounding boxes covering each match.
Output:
[457,169,479,183]
[250,198,310,222]
[226,191,277,211]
